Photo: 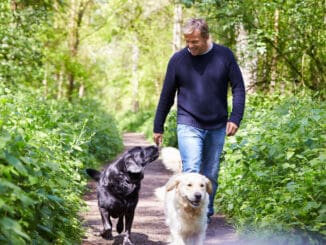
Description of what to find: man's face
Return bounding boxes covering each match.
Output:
[184,29,209,56]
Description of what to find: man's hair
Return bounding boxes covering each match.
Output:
[183,18,209,38]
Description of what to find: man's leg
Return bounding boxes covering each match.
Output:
[177,124,204,173]
[201,127,226,217]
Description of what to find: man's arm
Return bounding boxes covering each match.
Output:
[153,133,163,146]
[153,55,178,142]
[228,51,246,130]
[226,122,238,136]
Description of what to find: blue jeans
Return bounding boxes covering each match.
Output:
[177,124,226,217]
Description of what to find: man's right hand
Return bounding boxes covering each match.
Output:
[153,133,163,146]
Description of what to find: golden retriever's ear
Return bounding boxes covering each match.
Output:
[165,174,180,192]
[205,177,213,194]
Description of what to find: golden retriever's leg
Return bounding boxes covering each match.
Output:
[187,233,205,245]
[169,231,186,245]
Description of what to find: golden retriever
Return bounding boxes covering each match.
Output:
[164,173,212,245]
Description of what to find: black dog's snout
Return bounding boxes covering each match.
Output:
[194,192,202,201]
[141,145,159,165]
[149,145,159,157]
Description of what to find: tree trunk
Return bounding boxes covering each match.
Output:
[67,0,90,101]
[131,34,140,112]
[172,3,182,53]
[236,23,256,93]
[270,9,279,93]
[79,84,85,98]
[56,69,64,100]
[42,65,48,97]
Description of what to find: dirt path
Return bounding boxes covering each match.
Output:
[81,132,240,245]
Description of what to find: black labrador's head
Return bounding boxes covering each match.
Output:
[114,145,159,192]
[122,145,159,176]
[86,146,159,196]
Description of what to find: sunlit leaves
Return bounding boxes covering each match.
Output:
[0,86,123,243]
[182,0,325,98]
[217,94,326,242]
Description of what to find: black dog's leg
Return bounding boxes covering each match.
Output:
[116,215,124,234]
[99,207,113,240]
[122,210,135,245]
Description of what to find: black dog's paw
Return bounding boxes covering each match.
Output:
[100,229,113,240]
[123,236,134,245]
[116,216,124,234]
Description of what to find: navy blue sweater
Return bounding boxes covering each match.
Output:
[154,43,245,133]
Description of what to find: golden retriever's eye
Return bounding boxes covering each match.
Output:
[187,183,192,187]
[200,184,204,187]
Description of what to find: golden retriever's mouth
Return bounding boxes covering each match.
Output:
[186,197,201,207]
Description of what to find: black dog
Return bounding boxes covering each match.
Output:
[86,145,159,245]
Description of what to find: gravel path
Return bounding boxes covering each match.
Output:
[81,132,240,245]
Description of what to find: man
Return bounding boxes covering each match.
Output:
[153,18,245,222]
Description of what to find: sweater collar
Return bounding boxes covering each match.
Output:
[187,42,213,56]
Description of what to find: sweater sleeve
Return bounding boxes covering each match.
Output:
[227,52,246,127]
[153,55,178,133]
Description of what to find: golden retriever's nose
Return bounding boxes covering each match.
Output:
[194,192,202,201]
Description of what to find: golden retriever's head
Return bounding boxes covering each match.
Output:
[166,173,212,208]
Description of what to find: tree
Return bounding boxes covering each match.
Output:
[0,0,52,87]
[66,0,92,101]
[180,0,326,98]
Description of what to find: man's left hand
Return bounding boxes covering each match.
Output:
[226,122,238,136]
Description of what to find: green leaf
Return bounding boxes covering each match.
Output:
[0,217,30,240]
[286,151,295,160]
[286,182,297,192]
[304,201,320,211]
[5,153,27,175]
[37,224,52,234]
[0,131,11,149]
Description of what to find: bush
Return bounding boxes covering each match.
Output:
[0,86,123,244]
[163,110,178,147]
[217,94,326,243]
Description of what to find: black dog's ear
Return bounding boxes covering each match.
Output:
[86,168,101,182]
[127,146,142,154]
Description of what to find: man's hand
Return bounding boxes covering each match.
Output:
[226,122,238,136]
[153,133,163,146]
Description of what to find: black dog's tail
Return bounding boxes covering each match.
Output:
[85,168,101,182]
[117,216,124,234]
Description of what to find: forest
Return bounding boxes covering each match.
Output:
[0,0,325,244]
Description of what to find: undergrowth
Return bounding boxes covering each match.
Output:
[0,86,123,244]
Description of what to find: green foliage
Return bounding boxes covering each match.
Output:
[88,0,175,114]
[117,108,178,147]
[0,0,50,86]
[163,110,178,147]
[118,110,155,140]
[182,0,326,98]
[216,94,326,243]
[0,85,123,244]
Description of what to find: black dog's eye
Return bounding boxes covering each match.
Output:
[138,151,145,159]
